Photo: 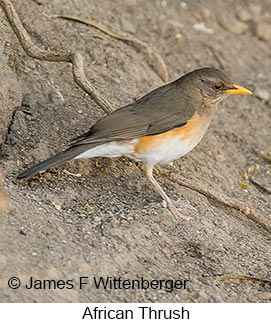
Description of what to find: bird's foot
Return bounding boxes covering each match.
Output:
[170,198,197,212]
[167,200,193,221]
[149,198,196,221]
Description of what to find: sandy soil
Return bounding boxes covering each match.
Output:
[0,0,270,302]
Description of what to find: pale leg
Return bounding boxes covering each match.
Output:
[144,165,190,220]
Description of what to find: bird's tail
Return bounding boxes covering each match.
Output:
[17,143,98,179]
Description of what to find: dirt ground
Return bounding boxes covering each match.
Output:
[0,0,270,303]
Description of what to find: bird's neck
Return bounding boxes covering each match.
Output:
[198,98,217,120]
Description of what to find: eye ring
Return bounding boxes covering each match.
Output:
[213,83,223,91]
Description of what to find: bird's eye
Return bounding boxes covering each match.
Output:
[213,83,223,91]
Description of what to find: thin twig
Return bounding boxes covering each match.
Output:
[159,170,271,235]
[44,13,169,84]
[0,169,9,214]
[208,46,225,70]
[215,274,271,285]
[0,0,114,115]
[71,52,113,114]
[260,151,271,163]
[250,177,271,194]
[31,0,42,6]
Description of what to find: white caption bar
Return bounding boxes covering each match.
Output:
[1,303,269,322]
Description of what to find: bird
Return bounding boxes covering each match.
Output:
[17,67,252,219]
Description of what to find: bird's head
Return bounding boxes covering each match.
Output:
[182,67,252,104]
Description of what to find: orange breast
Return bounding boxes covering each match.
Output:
[133,113,202,154]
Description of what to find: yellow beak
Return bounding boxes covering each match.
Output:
[225,84,252,95]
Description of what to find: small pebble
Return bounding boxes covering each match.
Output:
[55,90,64,102]
[193,23,214,34]
[255,22,271,42]
[64,219,73,224]
[119,15,136,33]
[43,172,53,181]
[254,88,270,101]
[52,202,61,211]
[218,14,248,34]
[237,8,251,22]
[19,229,27,236]
[175,33,182,39]
[257,73,266,79]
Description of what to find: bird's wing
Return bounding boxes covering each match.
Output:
[73,81,196,146]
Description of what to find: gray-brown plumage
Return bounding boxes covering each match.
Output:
[17,67,252,219]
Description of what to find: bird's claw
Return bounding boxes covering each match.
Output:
[149,198,196,221]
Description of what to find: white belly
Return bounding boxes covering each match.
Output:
[74,139,138,159]
[131,133,204,166]
[74,132,204,166]
[74,117,208,166]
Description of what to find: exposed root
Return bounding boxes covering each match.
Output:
[260,151,271,163]
[208,46,225,70]
[0,169,9,214]
[215,274,271,285]
[159,170,271,235]
[44,13,169,83]
[0,0,113,115]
